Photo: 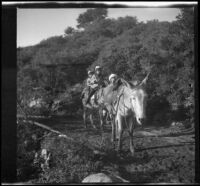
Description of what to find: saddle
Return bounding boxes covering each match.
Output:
[81,87,97,105]
[82,81,107,106]
[81,87,89,100]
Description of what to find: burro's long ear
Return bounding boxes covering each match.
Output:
[139,71,150,87]
[129,80,139,87]
[120,78,131,88]
[113,78,123,91]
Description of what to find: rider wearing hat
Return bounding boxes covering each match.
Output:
[81,70,94,99]
[108,73,118,85]
[86,70,94,87]
[86,65,106,105]
[93,66,105,86]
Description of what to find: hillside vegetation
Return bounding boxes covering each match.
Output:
[17,8,194,124]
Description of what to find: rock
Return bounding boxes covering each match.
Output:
[82,173,129,183]
[41,149,48,158]
[28,98,44,108]
[58,134,67,138]
[171,122,176,126]
[82,173,113,183]
[171,122,184,128]
[40,149,51,171]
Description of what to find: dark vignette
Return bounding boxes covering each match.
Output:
[1,1,199,184]
[194,5,200,184]
[1,8,17,182]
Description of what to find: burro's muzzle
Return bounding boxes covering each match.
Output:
[130,90,147,126]
[136,117,145,125]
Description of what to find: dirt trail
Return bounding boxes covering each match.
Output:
[35,116,195,183]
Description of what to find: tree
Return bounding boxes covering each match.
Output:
[77,8,107,28]
[64,26,75,36]
[176,8,194,36]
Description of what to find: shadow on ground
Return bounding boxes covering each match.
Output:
[118,165,167,183]
[146,95,190,128]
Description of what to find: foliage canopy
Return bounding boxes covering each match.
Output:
[17,8,195,122]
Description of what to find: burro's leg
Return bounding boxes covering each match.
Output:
[102,109,107,126]
[89,111,96,129]
[116,114,123,153]
[106,107,116,142]
[83,107,87,128]
[128,116,134,156]
[99,108,104,131]
[115,115,119,140]
[111,114,116,143]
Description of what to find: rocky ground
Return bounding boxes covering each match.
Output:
[19,116,195,184]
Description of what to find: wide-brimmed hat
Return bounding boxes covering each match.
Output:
[109,74,117,82]
[95,66,101,71]
[88,70,93,75]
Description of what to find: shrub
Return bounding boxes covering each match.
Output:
[33,135,104,183]
[17,121,45,181]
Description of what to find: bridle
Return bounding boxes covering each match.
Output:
[111,87,125,116]
[112,86,139,129]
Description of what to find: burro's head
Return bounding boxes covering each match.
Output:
[112,72,150,125]
[130,87,147,125]
[128,72,150,125]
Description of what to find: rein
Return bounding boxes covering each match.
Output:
[114,86,135,130]
[112,87,125,116]
[96,87,104,106]
[122,93,129,130]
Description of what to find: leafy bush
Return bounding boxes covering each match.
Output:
[17,121,46,181]
[31,136,104,183]
[17,8,194,125]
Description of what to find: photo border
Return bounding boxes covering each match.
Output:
[2,1,199,184]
